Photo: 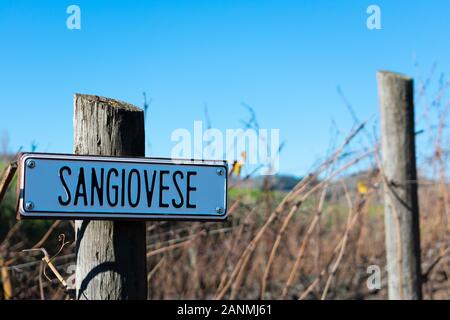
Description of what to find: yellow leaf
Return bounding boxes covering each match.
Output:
[231,161,243,177]
[357,181,368,195]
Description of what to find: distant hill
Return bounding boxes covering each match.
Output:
[231,169,382,196]
[230,174,303,191]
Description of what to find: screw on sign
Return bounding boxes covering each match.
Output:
[25,201,34,211]
[27,159,36,169]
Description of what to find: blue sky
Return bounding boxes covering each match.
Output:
[0,0,449,176]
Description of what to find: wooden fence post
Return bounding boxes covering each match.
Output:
[74,94,147,300]
[377,71,422,300]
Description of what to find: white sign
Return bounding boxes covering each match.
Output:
[17,153,228,220]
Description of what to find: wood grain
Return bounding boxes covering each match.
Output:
[74,94,147,300]
[377,71,422,300]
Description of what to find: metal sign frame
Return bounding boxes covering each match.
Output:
[16,153,228,221]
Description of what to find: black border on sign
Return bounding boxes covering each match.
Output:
[18,153,228,221]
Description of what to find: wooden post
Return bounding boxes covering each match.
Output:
[377,71,422,300]
[74,94,147,300]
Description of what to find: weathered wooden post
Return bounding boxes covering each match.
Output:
[74,94,147,299]
[377,71,422,300]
